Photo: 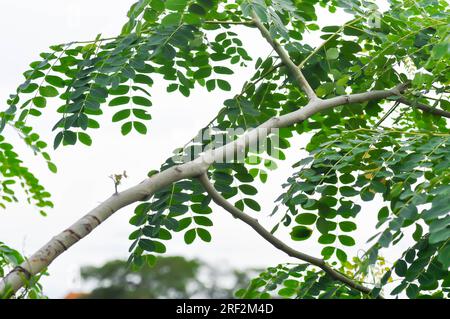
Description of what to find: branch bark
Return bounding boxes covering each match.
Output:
[0,85,403,297]
[250,11,317,101]
[197,173,377,297]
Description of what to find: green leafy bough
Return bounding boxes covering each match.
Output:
[0,0,449,299]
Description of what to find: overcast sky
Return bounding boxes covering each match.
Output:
[0,1,403,298]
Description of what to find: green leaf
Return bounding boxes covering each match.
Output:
[139,239,155,252]
[394,260,407,277]
[150,0,165,11]
[121,122,132,135]
[326,48,339,60]
[432,42,449,59]
[290,226,313,241]
[191,204,212,214]
[133,121,147,134]
[339,186,359,197]
[39,86,59,97]
[47,162,57,173]
[307,23,320,31]
[152,241,167,253]
[321,246,335,259]
[134,74,153,86]
[54,132,63,149]
[194,67,212,79]
[184,229,196,244]
[78,132,92,146]
[177,217,192,231]
[19,82,38,93]
[336,248,347,262]
[278,288,296,298]
[412,224,423,241]
[206,79,215,92]
[295,213,317,225]
[161,12,182,26]
[318,234,336,244]
[194,216,213,226]
[164,218,179,231]
[422,197,450,221]
[322,26,340,33]
[417,271,435,287]
[166,0,187,11]
[109,85,129,95]
[339,174,355,184]
[244,198,261,211]
[133,109,151,120]
[390,182,404,198]
[45,75,65,88]
[197,228,211,242]
[406,284,419,298]
[338,221,356,232]
[188,3,206,15]
[112,109,131,122]
[317,218,336,234]
[378,206,389,221]
[405,258,428,281]
[360,187,375,201]
[63,130,77,145]
[429,227,450,244]
[109,96,130,106]
[338,235,355,246]
[239,184,257,195]
[132,96,152,107]
[438,244,450,269]
[217,79,231,91]
[198,0,213,9]
[214,66,233,75]
[32,97,46,108]
[391,282,407,295]
[379,230,393,248]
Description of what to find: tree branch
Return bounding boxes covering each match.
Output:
[250,11,318,101]
[0,85,402,297]
[397,97,450,118]
[197,173,377,297]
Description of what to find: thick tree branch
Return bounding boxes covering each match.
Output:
[0,85,402,297]
[397,97,450,118]
[250,11,317,101]
[197,173,377,297]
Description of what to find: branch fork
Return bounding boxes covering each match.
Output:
[197,173,378,297]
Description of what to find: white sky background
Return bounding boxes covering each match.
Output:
[0,0,404,298]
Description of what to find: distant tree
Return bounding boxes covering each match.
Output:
[1,0,449,299]
[79,256,254,299]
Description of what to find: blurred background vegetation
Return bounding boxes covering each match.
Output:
[73,256,258,299]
